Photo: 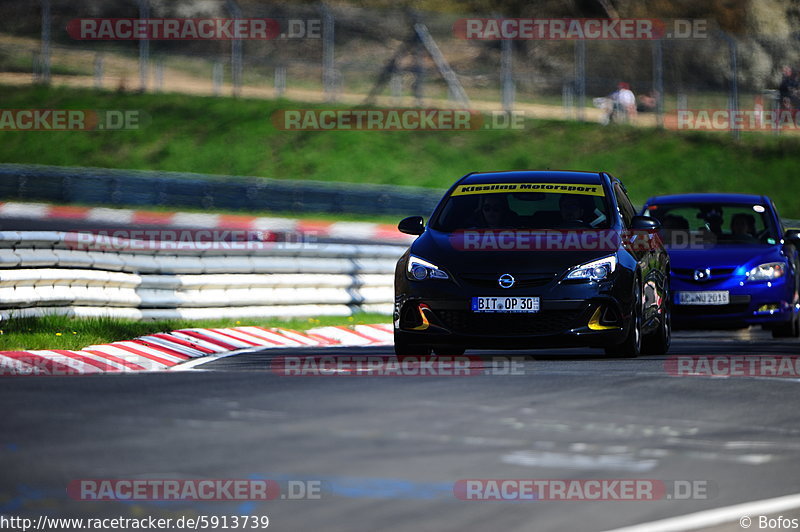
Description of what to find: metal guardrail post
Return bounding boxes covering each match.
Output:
[390,73,402,104]
[410,12,424,107]
[137,0,150,92]
[155,59,164,92]
[652,39,664,128]
[39,0,51,84]
[274,66,286,98]
[574,40,586,122]
[766,89,780,136]
[226,0,243,97]
[501,30,514,113]
[94,54,104,89]
[563,83,574,119]
[213,61,223,96]
[320,3,336,102]
[718,31,739,140]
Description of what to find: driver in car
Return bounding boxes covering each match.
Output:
[557,194,592,228]
[698,205,724,236]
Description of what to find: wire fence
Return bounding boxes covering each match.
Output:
[0,0,780,118]
[0,1,796,134]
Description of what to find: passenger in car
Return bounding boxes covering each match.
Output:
[730,213,758,243]
[474,194,520,228]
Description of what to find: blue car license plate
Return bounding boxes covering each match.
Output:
[677,291,730,305]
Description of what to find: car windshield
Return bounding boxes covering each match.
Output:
[644,202,779,247]
[430,186,612,232]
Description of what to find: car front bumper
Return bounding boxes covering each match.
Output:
[671,275,796,329]
[394,276,632,349]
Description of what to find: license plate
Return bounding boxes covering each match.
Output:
[678,291,730,305]
[471,296,540,313]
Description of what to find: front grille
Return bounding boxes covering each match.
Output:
[673,267,737,283]
[458,273,556,289]
[434,308,587,335]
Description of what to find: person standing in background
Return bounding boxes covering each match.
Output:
[597,83,638,125]
[613,82,637,123]
[779,66,797,110]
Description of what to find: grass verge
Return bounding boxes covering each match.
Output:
[0,313,390,352]
[2,85,800,217]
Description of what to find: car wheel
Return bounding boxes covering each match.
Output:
[433,346,466,356]
[605,280,642,358]
[642,290,671,356]
[394,333,431,357]
[771,311,800,339]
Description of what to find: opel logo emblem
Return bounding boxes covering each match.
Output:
[498,273,515,288]
[693,268,711,282]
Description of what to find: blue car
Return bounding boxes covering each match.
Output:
[641,193,800,337]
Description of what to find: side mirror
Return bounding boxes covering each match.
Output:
[785,229,800,245]
[398,216,425,236]
[631,216,661,230]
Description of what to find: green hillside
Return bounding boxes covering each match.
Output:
[2,84,799,217]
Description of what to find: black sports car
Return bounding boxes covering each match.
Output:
[393,170,671,358]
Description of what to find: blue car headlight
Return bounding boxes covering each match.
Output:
[566,255,617,281]
[746,262,786,282]
[406,255,450,281]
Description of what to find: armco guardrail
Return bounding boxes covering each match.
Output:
[0,231,406,320]
[0,164,444,217]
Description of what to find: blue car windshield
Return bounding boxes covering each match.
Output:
[430,190,612,232]
[644,202,780,247]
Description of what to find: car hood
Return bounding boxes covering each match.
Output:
[409,229,615,274]
[667,244,784,271]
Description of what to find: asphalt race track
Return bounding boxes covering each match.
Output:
[2,329,800,532]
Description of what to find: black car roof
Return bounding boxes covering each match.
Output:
[459,170,606,186]
[644,193,767,205]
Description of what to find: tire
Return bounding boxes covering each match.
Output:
[642,288,672,356]
[605,280,642,358]
[771,312,800,338]
[394,332,431,357]
[433,346,466,357]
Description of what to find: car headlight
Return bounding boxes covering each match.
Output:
[406,255,450,281]
[747,262,786,281]
[566,255,617,281]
